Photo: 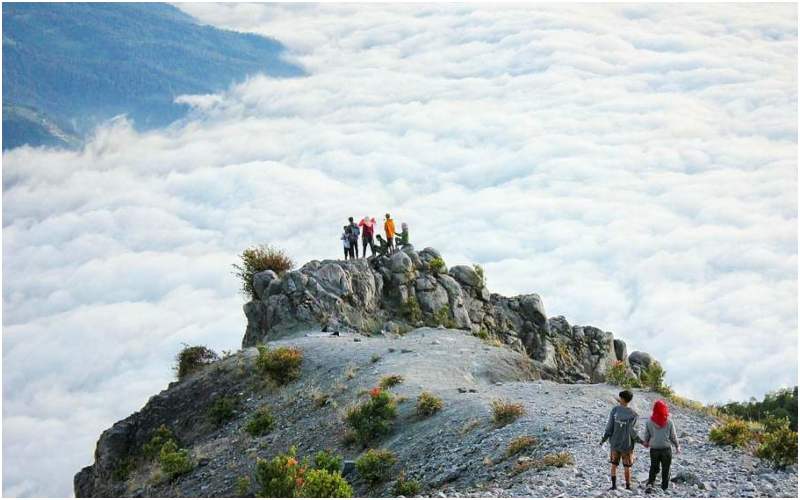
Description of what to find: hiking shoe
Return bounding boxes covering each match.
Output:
[608,485,617,491]
[645,485,653,494]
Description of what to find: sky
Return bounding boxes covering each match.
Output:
[2,2,797,497]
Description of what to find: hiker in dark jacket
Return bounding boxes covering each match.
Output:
[643,400,681,493]
[346,217,360,258]
[600,390,643,490]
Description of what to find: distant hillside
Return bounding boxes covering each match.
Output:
[2,2,304,150]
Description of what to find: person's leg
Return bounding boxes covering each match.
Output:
[623,451,634,489]
[661,449,672,490]
[362,237,367,257]
[609,451,619,490]
[344,247,347,260]
[647,449,660,489]
[353,239,359,258]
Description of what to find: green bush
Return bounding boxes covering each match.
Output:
[175,344,219,380]
[473,329,489,340]
[313,450,343,475]
[255,446,307,498]
[709,418,755,447]
[400,296,422,323]
[428,256,446,274]
[298,469,354,498]
[606,360,634,386]
[355,448,397,485]
[233,244,294,299]
[491,399,525,427]
[432,305,455,328]
[209,395,239,426]
[379,374,404,389]
[392,471,421,496]
[235,475,251,497]
[416,391,444,417]
[142,424,176,459]
[755,418,798,469]
[245,407,276,436]
[256,345,304,384]
[344,388,398,444]
[111,458,134,482]
[641,361,667,392]
[473,264,485,286]
[158,440,194,479]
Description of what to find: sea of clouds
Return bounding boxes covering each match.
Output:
[2,3,797,496]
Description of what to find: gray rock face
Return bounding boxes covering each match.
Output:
[241,248,653,385]
[628,351,654,376]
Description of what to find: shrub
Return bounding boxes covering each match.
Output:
[209,395,239,426]
[314,450,343,475]
[233,244,294,299]
[392,471,421,496]
[111,458,134,482]
[175,344,219,380]
[256,345,304,384]
[755,418,798,469]
[416,392,444,417]
[379,374,404,389]
[709,418,754,447]
[255,446,307,498]
[299,468,354,498]
[245,407,276,436]
[641,361,667,392]
[507,435,538,457]
[142,424,176,459]
[432,305,455,328]
[158,440,194,479]
[344,388,398,444]
[473,264,485,286]
[473,329,489,340]
[235,475,251,497]
[512,452,574,476]
[370,354,382,363]
[355,448,397,484]
[400,296,422,323]
[491,399,525,427]
[428,256,446,274]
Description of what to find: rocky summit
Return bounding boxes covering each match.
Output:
[244,246,645,384]
[74,249,797,498]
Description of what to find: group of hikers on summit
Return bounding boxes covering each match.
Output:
[601,390,681,493]
[340,213,409,260]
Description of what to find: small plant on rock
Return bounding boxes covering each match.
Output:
[298,468,354,498]
[233,244,294,299]
[314,450,344,475]
[491,399,525,427]
[428,256,446,275]
[174,344,219,380]
[235,475,251,497]
[379,374,404,389]
[755,417,798,469]
[432,305,455,328]
[605,360,640,388]
[245,407,276,436]
[355,448,397,485]
[709,418,755,447]
[344,388,398,444]
[416,391,444,417]
[142,424,176,459]
[392,471,421,496]
[506,435,538,457]
[158,440,194,479]
[400,296,422,323]
[208,395,239,426]
[473,264,485,286]
[256,344,304,384]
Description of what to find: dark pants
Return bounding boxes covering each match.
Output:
[362,234,374,256]
[648,448,672,490]
[350,239,359,258]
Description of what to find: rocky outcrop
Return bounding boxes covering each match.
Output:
[242,246,651,384]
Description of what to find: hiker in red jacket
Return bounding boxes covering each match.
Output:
[359,215,376,257]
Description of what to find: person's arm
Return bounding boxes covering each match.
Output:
[670,421,680,451]
[643,420,651,447]
[601,408,614,444]
[631,416,644,444]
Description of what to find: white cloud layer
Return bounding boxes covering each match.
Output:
[2,2,797,496]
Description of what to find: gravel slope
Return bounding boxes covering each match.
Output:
[101,328,797,498]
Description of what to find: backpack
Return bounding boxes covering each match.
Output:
[610,409,636,451]
[347,224,360,242]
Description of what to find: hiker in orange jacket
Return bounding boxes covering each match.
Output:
[384,213,396,253]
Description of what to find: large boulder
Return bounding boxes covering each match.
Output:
[628,351,653,377]
[450,265,482,289]
[252,270,278,300]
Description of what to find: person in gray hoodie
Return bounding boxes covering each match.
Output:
[600,390,643,490]
[643,400,681,493]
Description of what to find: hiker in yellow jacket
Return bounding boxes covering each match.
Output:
[384,213,396,253]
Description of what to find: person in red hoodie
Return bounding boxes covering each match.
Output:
[358,215,376,257]
[643,400,681,493]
